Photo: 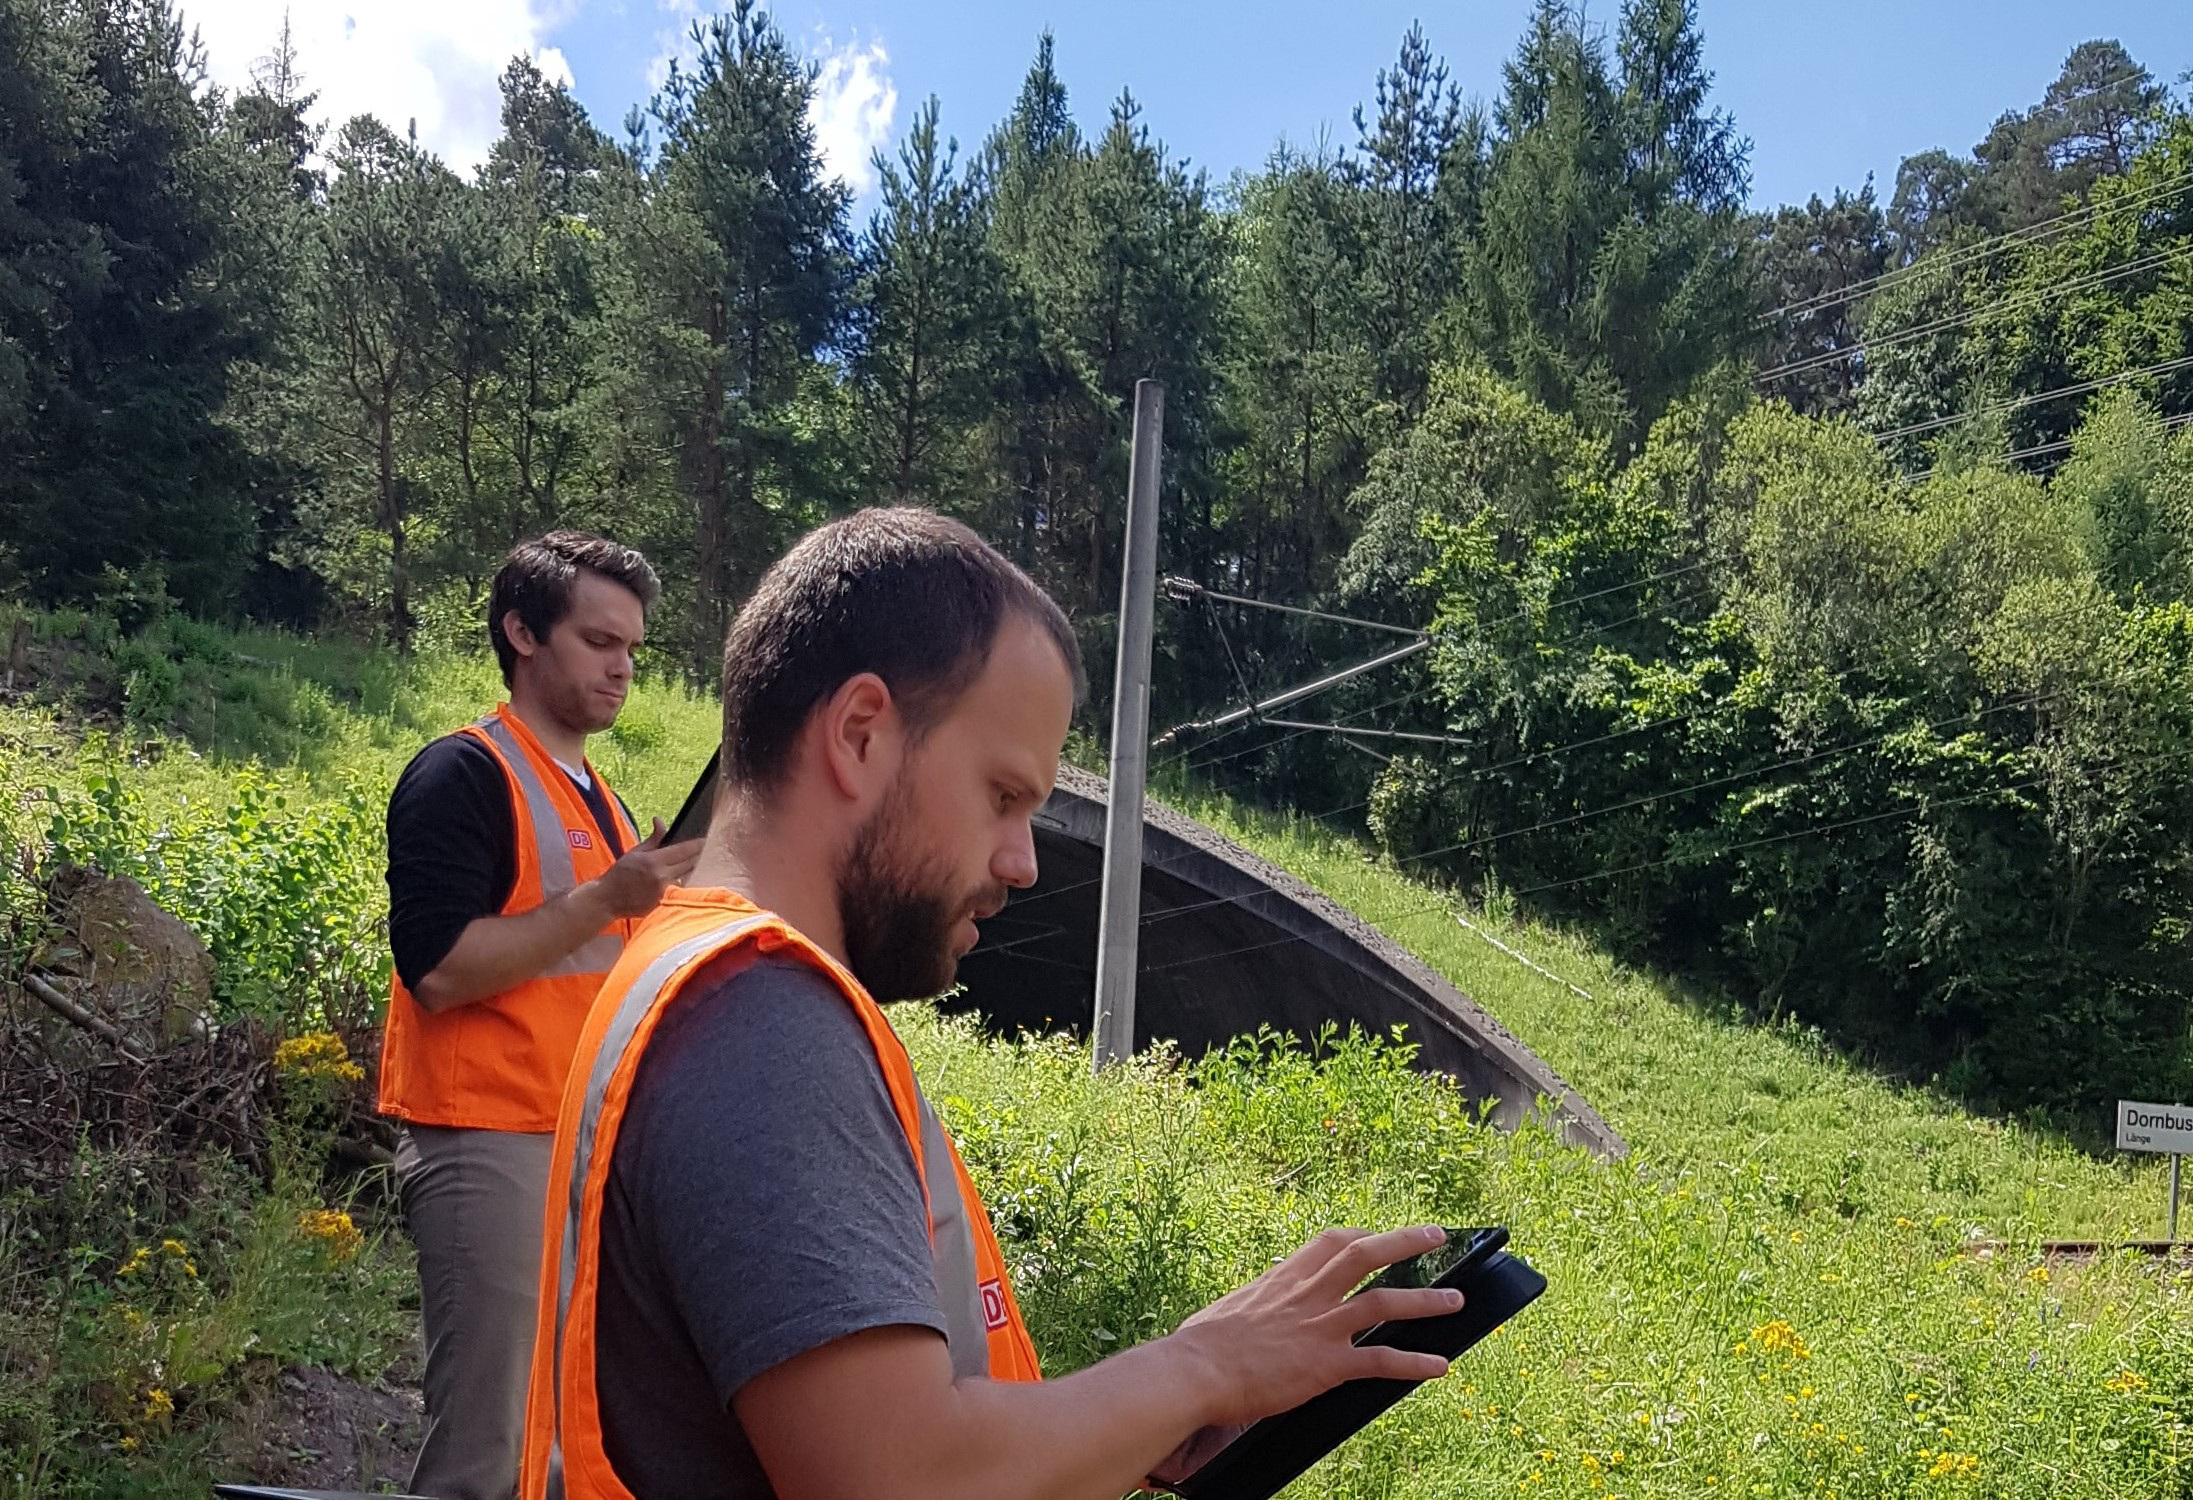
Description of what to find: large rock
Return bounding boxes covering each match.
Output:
[39,864,215,1050]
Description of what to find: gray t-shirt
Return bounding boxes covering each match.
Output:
[595,955,948,1498]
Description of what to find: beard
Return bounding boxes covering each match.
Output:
[838,775,1003,1003]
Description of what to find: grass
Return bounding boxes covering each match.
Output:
[1,600,721,821]
[3,610,2191,1497]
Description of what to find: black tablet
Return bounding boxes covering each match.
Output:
[665,747,720,845]
[1152,1227,1545,1500]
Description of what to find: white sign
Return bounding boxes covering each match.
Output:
[2117,1100,2193,1154]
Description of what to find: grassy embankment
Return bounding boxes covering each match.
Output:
[2,606,2188,1498]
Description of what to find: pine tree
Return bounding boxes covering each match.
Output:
[639,0,850,673]
[0,0,267,612]
[1466,0,1751,444]
[472,58,614,551]
[1350,23,1463,428]
[981,32,1088,571]
[850,97,1003,511]
[1222,142,1374,603]
[1753,183,1891,416]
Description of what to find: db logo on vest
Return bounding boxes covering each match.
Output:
[980,1279,1008,1332]
[567,828,594,850]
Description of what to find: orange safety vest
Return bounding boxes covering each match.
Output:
[379,705,640,1133]
[520,888,1042,1500]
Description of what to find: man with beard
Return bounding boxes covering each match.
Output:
[381,531,701,1500]
[520,508,1462,1500]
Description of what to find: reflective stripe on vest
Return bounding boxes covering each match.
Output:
[524,898,1041,1500]
[377,706,638,1133]
[474,713,624,977]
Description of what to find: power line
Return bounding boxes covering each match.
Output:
[1166,578,1426,638]
[978,689,2083,967]
[1179,681,1438,776]
[1913,408,2193,482]
[1205,594,1259,708]
[1762,170,2193,325]
[1311,704,1717,823]
[1388,696,2046,870]
[1504,776,2047,899]
[1509,734,2193,899]
[1875,353,2193,445]
[1759,244,2193,384]
[1258,718,1475,746]
[1170,565,1723,777]
[1154,556,1723,764]
[1139,738,2183,982]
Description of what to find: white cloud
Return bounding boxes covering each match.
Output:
[535,45,575,89]
[176,0,565,173]
[807,36,896,196]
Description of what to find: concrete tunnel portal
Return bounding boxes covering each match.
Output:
[670,757,1622,1158]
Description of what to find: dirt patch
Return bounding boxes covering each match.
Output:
[223,1363,424,1494]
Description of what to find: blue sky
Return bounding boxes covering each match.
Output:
[182,1,2190,215]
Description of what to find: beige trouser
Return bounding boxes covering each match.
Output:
[395,1124,554,1500]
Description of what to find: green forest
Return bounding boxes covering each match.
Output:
[7,2,2193,1492]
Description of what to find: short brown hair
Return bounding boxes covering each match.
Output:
[721,508,1084,790]
[488,531,661,686]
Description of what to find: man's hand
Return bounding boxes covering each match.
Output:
[1166,1225,1461,1428]
[587,817,703,918]
[738,1224,1462,1500]
[409,818,701,1012]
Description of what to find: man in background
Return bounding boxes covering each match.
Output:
[380,531,701,1500]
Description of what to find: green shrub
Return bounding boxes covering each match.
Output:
[901,1011,1487,1375]
[34,756,388,1031]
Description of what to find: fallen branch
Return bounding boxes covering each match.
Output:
[22,971,150,1065]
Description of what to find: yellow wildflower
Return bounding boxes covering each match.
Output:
[1749,1319,1812,1360]
[299,1208,364,1262]
[2026,1266,2050,1284]
[2105,1369,2149,1395]
[274,1031,366,1084]
[1926,1452,1979,1479]
[159,1239,187,1258]
[143,1387,174,1422]
[120,1435,142,1453]
[118,1247,150,1277]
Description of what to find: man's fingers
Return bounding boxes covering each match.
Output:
[1274,1227,1373,1281]
[660,840,704,873]
[1308,1224,1448,1301]
[1335,1285,1464,1336]
[1344,1344,1452,1386]
[636,816,668,851]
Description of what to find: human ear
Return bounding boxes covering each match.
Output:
[816,673,901,801]
[502,610,538,662]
